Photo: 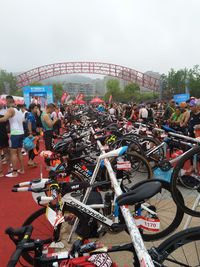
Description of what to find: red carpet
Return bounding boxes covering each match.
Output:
[0,152,48,267]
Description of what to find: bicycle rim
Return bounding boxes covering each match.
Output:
[155,226,200,266]
[171,146,200,217]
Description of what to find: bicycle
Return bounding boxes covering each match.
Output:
[14,143,184,265]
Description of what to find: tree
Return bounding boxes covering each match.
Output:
[53,83,64,102]
[29,82,43,86]
[0,69,17,95]
[160,65,200,99]
[123,82,140,101]
[105,79,121,101]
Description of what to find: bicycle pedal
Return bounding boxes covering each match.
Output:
[49,241,65,249]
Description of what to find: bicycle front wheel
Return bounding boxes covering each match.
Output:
[22,204,87,265]
[139,180,184,241]
[171,145,200,217]
[154,226,200,266]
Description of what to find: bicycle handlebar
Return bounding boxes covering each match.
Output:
[169,132,200,144]
[37,196,54,204]
[13,178,48,188]
[12,187,49,193]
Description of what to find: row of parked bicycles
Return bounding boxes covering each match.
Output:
[6,108,200,266]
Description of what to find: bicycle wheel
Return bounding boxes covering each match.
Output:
[136,180,184,241]
[21,169,88,265]
[22,206,54,265]
[22,203,90,265]
[154,226,200,266]
[105,151,152,190]
[171,145,200,217]
[109,137,142,154]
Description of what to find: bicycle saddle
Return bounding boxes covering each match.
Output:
[116,181,162,206]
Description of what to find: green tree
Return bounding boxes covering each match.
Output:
[0,69,17,95]
[124,82,140,101]
[161,65,200,99]
[29,82,43,86]
[53,83,64,102]
[105,79,121,101]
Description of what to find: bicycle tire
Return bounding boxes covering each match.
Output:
[21,170,88,265]
[22,204,89,265]
[139,180,184,241]
[171,145,200,217]
[22,206,53,265]
[154,226,200,266]
[105,151,152,190]
[109,137,142,154]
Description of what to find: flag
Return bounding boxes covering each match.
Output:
[76,93,85,101]
[109,94,112,103]
[61,92,68,104]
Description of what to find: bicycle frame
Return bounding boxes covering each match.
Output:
[49,127,154,266]
[145,132,199,166]
[16,129,156,266]
[90,127,154,267]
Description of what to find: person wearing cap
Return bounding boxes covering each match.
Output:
[179,102,190,134]
[188,99,200,137]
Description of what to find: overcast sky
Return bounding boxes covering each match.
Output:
[0,0,199,75]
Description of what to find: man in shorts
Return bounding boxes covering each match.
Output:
[0,103,9,177]
[0,96,25,177]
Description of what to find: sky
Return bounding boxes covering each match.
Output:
[0,0,200,76]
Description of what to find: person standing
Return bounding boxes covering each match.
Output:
[41,103,57,151]
[188,100,200,137]
[51,107,62,136]
[163,99,175,122]
[35,104,43,136]
[179,102,190,134]
[139,104,148,123]
[129,104,138,121]
[0,103,9,177]
[108,104,116,115]
[0,95,25,177]
[26,103,39,167]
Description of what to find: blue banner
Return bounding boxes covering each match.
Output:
[23,85,53,108]
[173,93,190,104]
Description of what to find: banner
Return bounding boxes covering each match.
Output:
[76,93,85,101]
[173,93,190,104]
[61,92,68,104]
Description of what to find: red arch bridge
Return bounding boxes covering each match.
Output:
[15,62,160,91]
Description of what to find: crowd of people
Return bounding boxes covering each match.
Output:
[0,96,63,178]
[96,99,200,138]
[1,94,200,178]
